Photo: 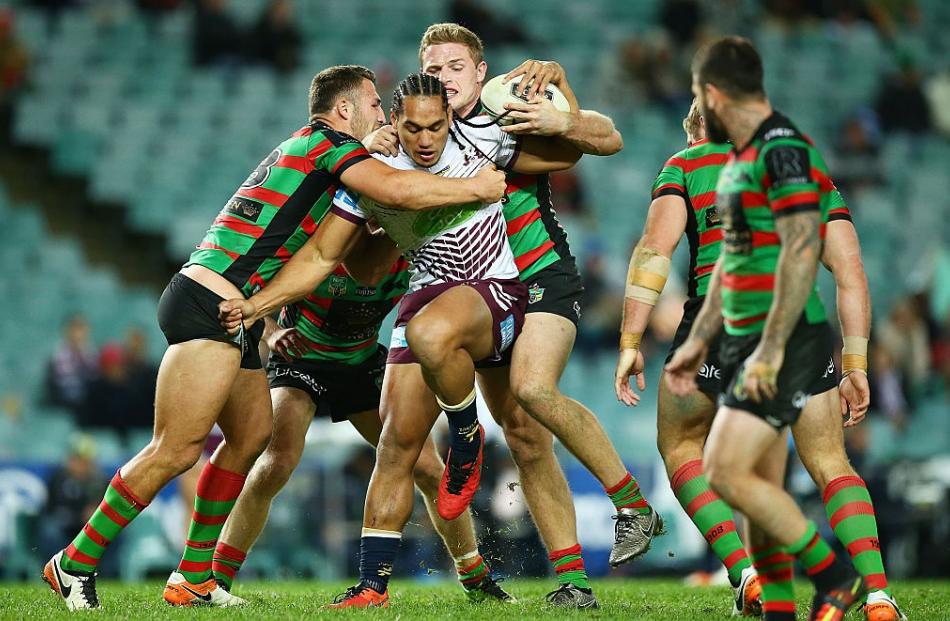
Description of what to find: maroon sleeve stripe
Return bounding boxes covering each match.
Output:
[329,204,367,225]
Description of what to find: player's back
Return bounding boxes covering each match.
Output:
[186,121,370,297]
[652,139,731,298]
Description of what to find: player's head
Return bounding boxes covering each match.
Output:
[391,73,451,167]
[683,98,706,145]
[419,23,487,117]
[691,36,765,144]
[308,64,384,140]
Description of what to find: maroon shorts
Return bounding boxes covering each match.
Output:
[387,278,527,366]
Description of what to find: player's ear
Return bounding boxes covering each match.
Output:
[475,60,488,86]
[337,98,351,121]
[389,110,398,127]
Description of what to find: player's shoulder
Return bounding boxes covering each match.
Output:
[756,111,809,153]
[309,120,364,148]
[371,149,416,171]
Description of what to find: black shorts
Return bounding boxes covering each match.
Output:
[157,273,264,369]
[266,345,386,422]
[719,319,838,429]
[666,297,724,395]
[523,258,585,326]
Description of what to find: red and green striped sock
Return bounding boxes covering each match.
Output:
[177,462,247,584]
[605,472,651,514]
[549,544,590,590]
[823,475,890,595]
[671,460,752,587]
[59,471,149,574]
[212,542,247,591]
[751,545,796,621]
[786,520,850,592]
[456,552,489,589]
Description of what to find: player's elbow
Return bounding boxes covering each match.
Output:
[600,130,624,156]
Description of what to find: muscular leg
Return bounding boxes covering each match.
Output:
[174,367,273,585]
[57,340,242,574]
[658,374,753,588]
[794,390,893,597]
[705,407,855,602]
[214,387,314,587]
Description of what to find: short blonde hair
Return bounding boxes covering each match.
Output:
[419,22,484,66]
[683,98,704,143]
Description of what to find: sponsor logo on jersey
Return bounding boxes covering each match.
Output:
[390,326,408,349]
[823,357,835,378]
[698,363,721,380]
[499,314,515,351]
[704,205,720,228]
[763,127,795,141]
[222,196,264,222]
[528,283,545,304]
[328,275,348,297]
[355,286,376,297]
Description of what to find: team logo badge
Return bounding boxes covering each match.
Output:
[792,391,809,409]
[528,283,545,304]
[328,275,348,297]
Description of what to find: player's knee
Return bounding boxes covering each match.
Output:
[511,379,558,416]
[376,426,424,473]
[406,315,457,363]
[703,454,740,500]
[150,437,204,477]
[249,448,300,496]
[799,453,856,491]
[503,420,552,467]
[411,454,443,498]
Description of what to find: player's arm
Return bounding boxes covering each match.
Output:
[342,223,402,286]
[502,60,623,155]
[615,194,686,406]
[219,213,363,329]
[510,135,581,174]
[821,206,871,425]
[339,158,505,211]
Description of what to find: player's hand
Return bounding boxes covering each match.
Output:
[740,346,785,403]
[362,124,399,157]
[615,348,647,407]
[504,59,566,100]
[664,337,709,396]
[839,370,870,427]
[470,164,506,203]
[218,298,256,334]
[501,97,571,136]
[268,327,309,362]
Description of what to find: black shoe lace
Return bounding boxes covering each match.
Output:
[476,575,510,599]
[215,578,230,593]
[333,584,365,604]
[544,583,575,603]
[79,573,99,608]
[613,513,636,543]
[447,460,475,495]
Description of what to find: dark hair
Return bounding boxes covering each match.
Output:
[309,65,376,117]
[391,73,448,116]
[692,36,765,99]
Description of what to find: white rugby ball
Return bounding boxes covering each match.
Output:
[480,74,571,125]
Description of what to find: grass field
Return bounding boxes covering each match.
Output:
[4,578,948,620]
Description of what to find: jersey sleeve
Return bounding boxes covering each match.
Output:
[330,187,369,225]
[493,128,520,170]
[311,131,372,178]
[762,140,820,217]
[651,155,687,201]
[826,184,852,222]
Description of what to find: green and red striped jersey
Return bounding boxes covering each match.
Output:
[652,138,731,298]
[186,121,371,297]
[280,258,409,365]
[716,111,836,336]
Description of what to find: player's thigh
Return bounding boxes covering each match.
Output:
[348,409,384,447]
[378,363,441,456]
[753,428,789,484]
[217,367,273,451]
[704,406,782,482]
[153,339,241,445]
[408,285,494,358]
[509,312,576,395]
[657,370,718,444]
[266,386,317,460]
[791,388,846,465]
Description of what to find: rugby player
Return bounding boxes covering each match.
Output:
[417,24,662,605]
[42,65,503,612]
[617,100,904,620]
[221,72,584,609]
[666,37,867,621]
[211,247,513,601]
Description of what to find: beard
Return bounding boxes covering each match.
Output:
[702,105,731,144]
[351,107,375,141]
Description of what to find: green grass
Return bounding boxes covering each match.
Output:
[3,579,947,620]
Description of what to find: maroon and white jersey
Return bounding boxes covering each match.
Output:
[331,117,520,293]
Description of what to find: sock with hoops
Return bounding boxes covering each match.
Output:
[786,520,852,593]
[751,545,796,621]
[549,544,591,590]
[823,475,890,595]
[212,542,247,591]
[455,551,490,589]
[605,472,651,514]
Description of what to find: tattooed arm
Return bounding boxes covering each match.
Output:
[742,210,823,401]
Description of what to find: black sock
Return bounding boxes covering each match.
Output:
[440,391,481,465]
[359,530,401,594]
